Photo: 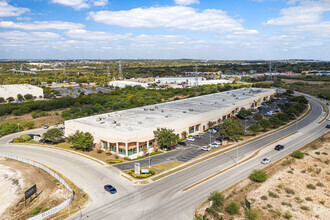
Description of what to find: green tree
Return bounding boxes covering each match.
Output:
[23,121,35,129]
[248,123,262,134]
[208,191,225,207]
[260,119,271,131]
[153,127,179,148]
[7,97,14,102]
[291,150,304,159]
[250,169,268,182]
[220,118,245,141]
[24,94,33,100]
[67,131,94,151]
[43,128,64,141]
[225,201,240,215]
[0,97,4,103]
[238,108,252,118]
[17,94,23,101]
[269,116,281,127]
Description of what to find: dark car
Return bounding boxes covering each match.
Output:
[178,141,187,146]
[194,135,201,139]
[275,144,284,150]
[104,185,117,194]
[326,124,330,128]
[216,136,224,141]
[43,124,49,129]
[39,139,52,144]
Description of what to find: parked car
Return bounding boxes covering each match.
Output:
[274,108,281,112]
[216,136,224,141]
[104,185,117,194]
[187,137,195,141]
[207,129,217,134]
[178,141,187,146]
[59,127,65,131]
[326,124,330,128]
[194,135,202,139]
[54,124,58,127]
[274,144,284,150]
[214,140,222,145]
[261,158,271,164]
[39,139,52,144]
[201,146,211,151]
[326,117,330,121]
[209,142,220,148]
[43,124,49,129]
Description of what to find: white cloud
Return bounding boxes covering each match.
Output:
[0,31,61,41]
[94,0,108,7]
[66,29,131,40]
[88,6,258,35]
[0,0,29,17]
[174,0,199,6]
[263,0,330,26]
[0,21,85,30]
[51,0,108,10]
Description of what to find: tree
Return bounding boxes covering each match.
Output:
[0,97,4,103]
[7,97,14,102]
[269,116,281,127]
[17,94,23,101]
[253,114,263,121]
[23,121,35,129]
[220,118,245,141]
[43,128,64,141]
[291,150,304,159]
[225,202,240,215]
[238,108,252,118]
[209,191,225,207]
[260,119,271,131]
[250,169,268,182]
[153,127,179,149]
[181,131,187,139]
[67,131,94,151]
[248,123,262,134]
[24,94,33,100]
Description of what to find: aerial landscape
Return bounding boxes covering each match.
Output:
[0,0,329,220]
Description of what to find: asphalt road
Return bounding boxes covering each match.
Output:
[0,95,328,220]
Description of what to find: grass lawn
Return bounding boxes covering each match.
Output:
[141,160,184,174]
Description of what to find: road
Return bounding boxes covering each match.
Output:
[0,96,328,220]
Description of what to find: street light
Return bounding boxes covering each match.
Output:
[17,123,20,132]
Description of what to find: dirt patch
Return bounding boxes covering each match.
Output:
[282,79,329,84]
[0,158,70,220]
[195,132,330,220]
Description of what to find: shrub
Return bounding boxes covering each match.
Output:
[266,204,272,208]
[281,202,292,207]
[20,134,31,141]
[246,208,260,220]
[97,149,103,154]
[316,182,324,187]
[322,152,328,155]
[291,150,304,159]
[250,169,268,182]
[300,205,309,211]
[306,184,316,190]
[208,191,225,207]
[260,195,268,200]
[24,121,35,129]
[315,151,320,155]
[305,197,313,201]
[268,191,279,198]
[30,206,41,215]
[106,159,122,164]
[225,202,240,215]
[281,157,294,166]
[285,188,295,195]
[150,152,156,156]
[283,210,293,219]
[41,207,50,212]
[295,197,303,203]
[124,157,131,161]
[320,199,325,205]
[325,159,330,164]
[12,137,25,142]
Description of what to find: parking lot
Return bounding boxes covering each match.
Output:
[53,86,113,98]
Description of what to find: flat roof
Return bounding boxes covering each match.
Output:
[67,88,274,135]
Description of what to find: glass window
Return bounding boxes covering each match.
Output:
[102,142,107,149]
[128,148,135,156]
[118,148,125,156]
[195,124,200,131]
[110,144,116,152]
[149,141,153,148]
[189,126,194,134]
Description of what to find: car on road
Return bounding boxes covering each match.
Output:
[43,125,49,129]
[194,135,201,139]
[201,146,211,151]
[261,158,271,164]
[326,124,330,129]
[326,117,330,121]
[187,137,195,141]
[274,144,284,150]
[104,185,117,194]
[178,141,187,146]
[54,124,58,127]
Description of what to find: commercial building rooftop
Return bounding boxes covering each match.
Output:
[68,88,273,136]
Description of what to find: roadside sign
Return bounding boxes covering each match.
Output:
[25,184,37,206]
[141,169,149,174]
[245,198,251,209]
[134,163,140,177]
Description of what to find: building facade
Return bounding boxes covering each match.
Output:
[64,88,276,159]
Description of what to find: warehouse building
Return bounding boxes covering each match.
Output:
[109,81,149,88]
[155,77,232,86]
[64,88,276,158]
[0,84,44,100]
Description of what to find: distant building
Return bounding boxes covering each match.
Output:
[0,84,44,100]
[109,81,149,88]
[155,77,232,86]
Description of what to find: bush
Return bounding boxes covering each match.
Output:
[305,197,313,201]
[285,188,295,195]
[208,191,225,207]
[316,182,324,187]
[250,169,268,182]
[24,121,35,129]
[300,205,309,211]
[281,202,292,207]
[291,150,304,159]
[246,208,260,220]
[315,151,320,155]
[20,134,31,141]
[283,210,292,219]
[268,191,279,198]
[225,202,240,215]
[12,137,25,142]
[106,159,122,164]
[260,195,268,200]
[41,207,50,213]
[124,157,131,161]
[306,184,316,190]
[30,206,41,215]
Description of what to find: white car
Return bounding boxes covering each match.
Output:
[207,129,217,134]
[261,158,271,164]
[214,140,222,145]
[201,146,211,151]
[209,143,220,148]
[187,137,195,141]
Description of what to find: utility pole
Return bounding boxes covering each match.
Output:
[118,60,122,79]
[194,64,198,87]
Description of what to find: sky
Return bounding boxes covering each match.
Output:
[0,0,329,60]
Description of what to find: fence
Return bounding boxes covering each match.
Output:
[0,153,74,220]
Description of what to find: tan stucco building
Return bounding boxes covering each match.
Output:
[64,88,276,158]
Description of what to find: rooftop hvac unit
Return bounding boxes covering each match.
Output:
[138,121,142,124]
[243,93,245,95]
[107,114,111,117]
[150,109,154,111]
[161,110,164,112]
[144,108,148,111]
[182,111,187,113]
[96,117,102,121]
[223,99,226,101]
[236,97,238,99]
[100,122,105,124]
[116,123,121,127]
[128,127,133,131]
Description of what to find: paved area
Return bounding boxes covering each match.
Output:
[53,86,113,98]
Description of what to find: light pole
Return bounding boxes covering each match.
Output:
[17,123,20,132]
[149,150,151,168]
[291,113,298,132]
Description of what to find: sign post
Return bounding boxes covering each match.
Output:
[25,184,37,206]
[245,198,251,210]
[134,163,140,177]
